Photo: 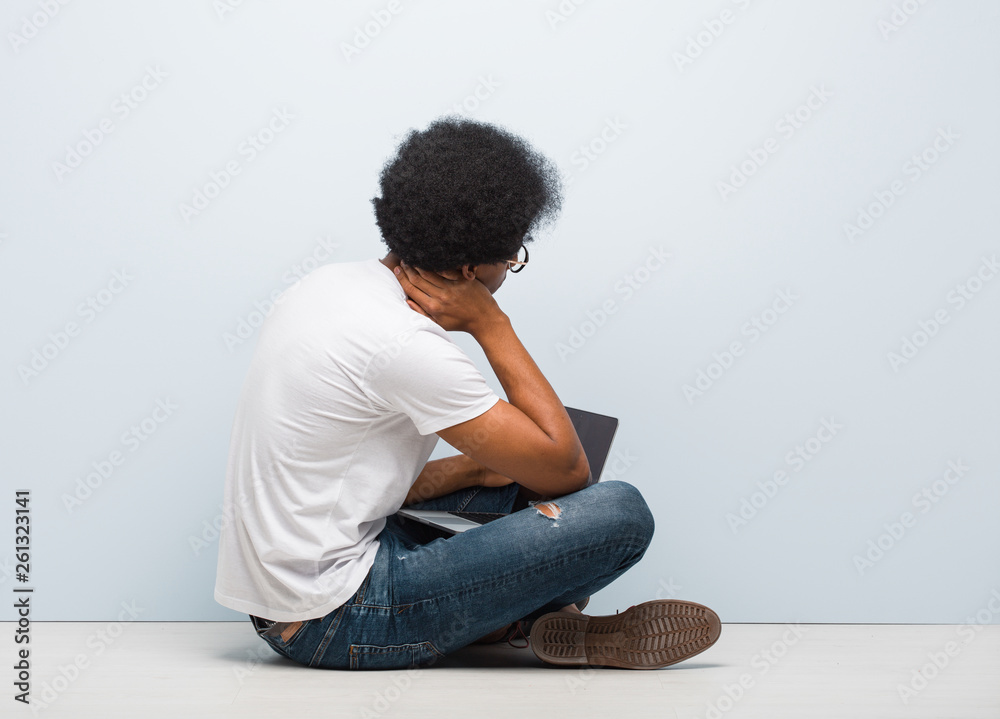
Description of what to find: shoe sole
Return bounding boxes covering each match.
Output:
[529,599,721,669]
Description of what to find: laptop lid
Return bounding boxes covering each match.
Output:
[564,406,619,484]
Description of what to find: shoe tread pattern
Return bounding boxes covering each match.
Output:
[531,600,721,669]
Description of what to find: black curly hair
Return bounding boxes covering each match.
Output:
[371,115,563,272]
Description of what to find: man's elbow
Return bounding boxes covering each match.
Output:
[522,446,592,498]
[559,451,592,494]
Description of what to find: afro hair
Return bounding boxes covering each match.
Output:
[371,115,563,272]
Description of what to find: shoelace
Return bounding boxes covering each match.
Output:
[501,599,603,649]
[505,620,530,649]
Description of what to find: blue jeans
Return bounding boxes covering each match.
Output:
[249,479,655,670]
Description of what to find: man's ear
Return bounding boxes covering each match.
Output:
[461,264,477,280]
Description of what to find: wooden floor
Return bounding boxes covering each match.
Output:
[6,622,998,718]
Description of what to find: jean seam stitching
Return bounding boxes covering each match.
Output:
[456,486,480,512]
[350,641,444,669]
[310,603,348,668]
[355,571,370,605]
[391,541,639,610]
[352,644,414,654]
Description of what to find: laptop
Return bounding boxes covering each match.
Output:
[395,406,618,535]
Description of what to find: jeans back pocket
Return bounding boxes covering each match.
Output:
[250,615,309,654]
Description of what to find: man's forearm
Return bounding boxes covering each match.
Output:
[472,313,586,476]
[401,454,482,507]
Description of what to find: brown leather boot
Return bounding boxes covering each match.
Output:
[529,599,721,669]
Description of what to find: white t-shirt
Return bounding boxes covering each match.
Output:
[214,258,501,622]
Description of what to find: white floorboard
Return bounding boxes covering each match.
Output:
[4,622,997,718]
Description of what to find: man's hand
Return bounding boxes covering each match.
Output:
[394,262,503,334]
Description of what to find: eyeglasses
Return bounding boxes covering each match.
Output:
[506,244,529,273]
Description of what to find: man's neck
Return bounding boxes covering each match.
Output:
[379,252,400,270]
[379,252,404,287]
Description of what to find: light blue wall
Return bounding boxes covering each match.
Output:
[2,0,997,623]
